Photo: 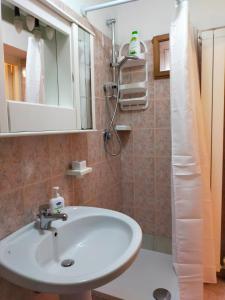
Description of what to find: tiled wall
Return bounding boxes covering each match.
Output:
[118,41,172,240]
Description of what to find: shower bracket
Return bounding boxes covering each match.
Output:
[103,82,118,99]
[103,129,112,141]
[103,82,118,91]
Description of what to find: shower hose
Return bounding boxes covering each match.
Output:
[103,75,122,157]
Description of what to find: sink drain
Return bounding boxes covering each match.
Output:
[61,259,75,268]
[153,288,171,300]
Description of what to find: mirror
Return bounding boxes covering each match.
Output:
[152,34,170,79]
[1,0,73,107]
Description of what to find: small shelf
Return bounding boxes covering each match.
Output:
[66,167,92,177]
[119,96,148,111]
[118,41,149,111]
[115,125,132,131]
[119,96,147,106]
[118,53,146,69]
[120,81,147,96]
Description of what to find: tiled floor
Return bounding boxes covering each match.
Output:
[204,279,225,300]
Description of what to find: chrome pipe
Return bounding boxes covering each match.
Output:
[106,19,117,83]
[81,0,139,16]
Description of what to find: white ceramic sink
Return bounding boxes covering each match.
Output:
[0,206,142,300]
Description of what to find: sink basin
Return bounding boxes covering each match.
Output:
[0,206,142,299]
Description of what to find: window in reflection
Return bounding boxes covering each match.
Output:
[159,40,170,72]
[4,44,26,100]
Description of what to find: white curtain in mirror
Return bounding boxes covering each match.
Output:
[25,36,44,103]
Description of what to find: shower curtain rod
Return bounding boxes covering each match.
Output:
[81,0,139,16]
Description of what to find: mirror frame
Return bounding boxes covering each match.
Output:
[152,34,170,79]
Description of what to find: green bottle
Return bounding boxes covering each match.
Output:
[129,30,141,56]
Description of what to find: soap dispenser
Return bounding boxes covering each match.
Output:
[49,187,65,214]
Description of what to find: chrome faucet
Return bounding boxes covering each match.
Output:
[37,204,68,230]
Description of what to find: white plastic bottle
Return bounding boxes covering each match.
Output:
[49,187,65,214]
[129,30,141,57]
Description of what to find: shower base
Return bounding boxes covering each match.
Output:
[94,249,179,300]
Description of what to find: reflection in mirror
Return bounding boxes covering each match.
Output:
[159,40,170,72]
[152,34,170,79]
[1,1,73,107]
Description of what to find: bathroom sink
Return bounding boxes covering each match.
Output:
[0,206,142,297]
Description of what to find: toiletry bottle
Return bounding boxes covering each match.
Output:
[49,187,65,214]
[129,31,141,57]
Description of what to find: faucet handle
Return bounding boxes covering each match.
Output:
[38,204,50,216]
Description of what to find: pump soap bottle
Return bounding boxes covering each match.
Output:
[49,187,65,214]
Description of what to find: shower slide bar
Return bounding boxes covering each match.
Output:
[81,0,139,16]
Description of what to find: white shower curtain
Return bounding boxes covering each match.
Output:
[170,1,217,299]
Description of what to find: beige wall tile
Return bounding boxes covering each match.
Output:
[155,98,171,128]
[133,129,154,158]
[155,157,171,202]
[154,79,170,100]
[154,129,171,157]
